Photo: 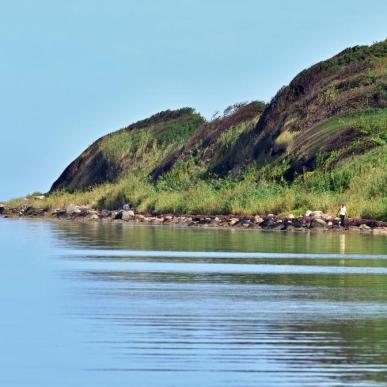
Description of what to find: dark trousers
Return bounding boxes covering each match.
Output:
[340,215,345,227]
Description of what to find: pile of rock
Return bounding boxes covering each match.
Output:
[304,210,334,229]
[65,204,92,217]
[2,203,387,234]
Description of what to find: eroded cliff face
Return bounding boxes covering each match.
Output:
[150,101,266,180]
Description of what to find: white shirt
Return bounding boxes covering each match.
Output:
[339,206,347,216]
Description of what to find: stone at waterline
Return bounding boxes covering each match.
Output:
[229,218,239,226]
[111,211,121,219]
[280,219,290,230]
[66,204,81,215]
[121,210,135,221]
[100,209,111,218]
[198,218,212,225]
[260,219,278,229]
[253,215,264,224]
[135,214,146,222]
[310,218,327,228]
[290,219,304,228]
[51,208,66,217]
[26,207,46,216]
[237,219,251,227]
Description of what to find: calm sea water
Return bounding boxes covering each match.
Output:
[1,218,387,386]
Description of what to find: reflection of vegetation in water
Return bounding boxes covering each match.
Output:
[84,267,387,383]
[81,269,387,384]
[277,319,387,384]
[48,220,387,385]
[85,269,387,299]
[339,233,346,254]
[52,221,387,255]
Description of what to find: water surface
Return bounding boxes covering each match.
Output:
[1,218,387,386]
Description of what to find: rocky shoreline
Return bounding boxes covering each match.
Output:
[1,203,387,235]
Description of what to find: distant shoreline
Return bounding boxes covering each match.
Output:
[1,205,387,236]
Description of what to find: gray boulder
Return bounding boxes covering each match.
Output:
[111,211,121,219]
[309,211,324,219]
[310,218,327,228]
[229,218,239,226]
[254,215,264,224]
[237,219,251,227]
[100,209,111,218]
[66,204,81,215]
[290,219,304,228]
[198,217,212,224]
[260,219,279,229]
[51,208,66,217]
[121,210,135,221]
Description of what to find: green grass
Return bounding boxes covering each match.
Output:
[294,108,387,160]
[100,113,204,174]
[8,143,387,220]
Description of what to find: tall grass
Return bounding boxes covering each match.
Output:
[6,144,387,220]
[6,45,387,221]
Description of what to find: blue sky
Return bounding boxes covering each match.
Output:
[0,0,386,199]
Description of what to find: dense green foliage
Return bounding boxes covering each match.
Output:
[92,144,386,219]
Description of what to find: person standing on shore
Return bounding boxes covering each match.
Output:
[338,204,347,227]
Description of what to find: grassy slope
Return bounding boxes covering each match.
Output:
[151,101,265,180]
[214,40,386,176]
[9,142,386,219]
[50,108,204,192]
[9,108,386,219]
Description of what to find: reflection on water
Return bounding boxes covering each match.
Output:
[340,233,346,255]
[1,218,387,387]
[53,221,387,255]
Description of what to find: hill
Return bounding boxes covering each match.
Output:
[214,40,387,179]
[9,39,387,219]
[51,108,205,191]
